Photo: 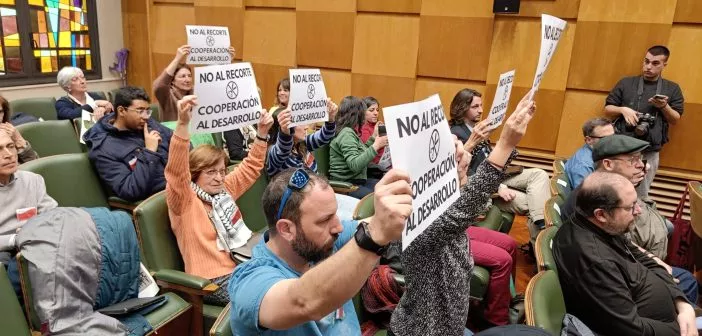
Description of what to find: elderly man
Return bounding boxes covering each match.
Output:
[554,172,698,336]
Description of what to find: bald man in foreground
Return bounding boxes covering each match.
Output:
[553,172,698,336]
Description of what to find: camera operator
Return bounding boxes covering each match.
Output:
[604,45,684,199]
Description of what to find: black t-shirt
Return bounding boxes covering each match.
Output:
[605,76,684,151]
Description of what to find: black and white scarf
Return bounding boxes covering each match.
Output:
[190,182,252,251]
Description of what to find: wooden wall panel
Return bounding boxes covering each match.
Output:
[251,63,291,111]
[357,0,421,14]
[578,0,677,24]
[122,0,153,91]
[351,74,416,118]
[296,11,355,69]
[674,0,702,23]
[194,2,244,60]
[516,0,580,19]
[243,10,296,67]
[297,0,355,12]
[554,90,608,157]
[413,78,486,117]
[659,103,702,172]
[420,0,492,17]
[352,14,420,78]
[150,4,195,55]
[320,69,352,104]
[417,16,493,81]
[245,0,295,9]
[567,22,671,91]
[666,25,702,104]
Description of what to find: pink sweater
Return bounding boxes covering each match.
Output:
[165,134,267,279]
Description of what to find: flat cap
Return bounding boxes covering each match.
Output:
[592,134,650,162]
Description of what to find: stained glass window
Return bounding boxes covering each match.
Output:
[0,0,99,86]
[0,1,21,76]
[29,0,91,73]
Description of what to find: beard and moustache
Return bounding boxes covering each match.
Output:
[291,224,339,264]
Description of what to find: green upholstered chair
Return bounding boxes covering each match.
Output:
[9,97,57,121]
[16,253,192,335]
[498,211,515,234]
[544,196,564,228]
[312,144,358,194]
[549,172,571,200]
[350,192,491,301]
[525,270,566,335]
[535,226,559,273]
[19,153,110,208]
[0,263,31,336]
[17,120,83,157]
[552,159,566,175]
[236,172,270,233]
[133,191,221,336]
[150,103,161,122]
[209,303,232,336]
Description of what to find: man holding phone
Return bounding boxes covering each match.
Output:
[604,45,684,199]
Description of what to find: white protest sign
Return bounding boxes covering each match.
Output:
[529,14,567,100]
[485,69,515,130]
[384,94,461,250]
[186,25,231,65]
[288,69,328,127]
[192,62,262,134]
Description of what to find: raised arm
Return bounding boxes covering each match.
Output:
[154,45,190,102]
[305,99,338,151]
[225,111,272,199]
[250,170,412,330]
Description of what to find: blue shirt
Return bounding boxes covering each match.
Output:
[228,220,360,336]
[564,144,594,189]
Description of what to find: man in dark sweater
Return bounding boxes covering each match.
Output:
[604,45,684,199]
[553,171,698,336]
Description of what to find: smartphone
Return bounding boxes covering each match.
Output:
[653,94,668,100]
[378,125,387,136]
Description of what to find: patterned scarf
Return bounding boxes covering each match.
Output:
[190,182,252,251]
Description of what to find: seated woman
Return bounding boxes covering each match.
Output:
[55,66,112,120]
[329,96,387,199]
[269,78,290,115]
[360,96,390,179]
[0,96,37,164]
[153,45,236,121]
[165,95,273,306]
[266,100,337,177]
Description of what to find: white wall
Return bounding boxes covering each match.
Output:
[2,1,124,100]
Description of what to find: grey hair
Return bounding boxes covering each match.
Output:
[56,66,83,92]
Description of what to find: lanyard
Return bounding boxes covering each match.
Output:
[635,76,663,113]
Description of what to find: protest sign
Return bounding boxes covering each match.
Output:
[384,94,460,250]
[288,69,328,127]
[485,69,515,130]
[529,14,567,100]
[186,25,231,65]
[192,62,262,134]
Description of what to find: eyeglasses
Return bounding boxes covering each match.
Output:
[204,168,227,178]
[611,154,644,166]
[612,201,639,215]
[127,107,153,117]
[276,169,310,221]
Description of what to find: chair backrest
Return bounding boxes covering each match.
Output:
[236,172,270,232]
[525,270,566,335]
[549,172,571,199]
[544,196,564,228]
[535,226,559,272]
[209,303,232,336]
[9,97,57,121]
[690,181,702,238]
[133,191,185,272]
[17,120,83,157]
[353,193,375,220]
[553,159,566,174]
[16,253,41,331]
[0,263,31,336]
[313,144,331,177]
[19,153,110,208]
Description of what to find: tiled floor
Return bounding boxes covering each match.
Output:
[507,215,537,293]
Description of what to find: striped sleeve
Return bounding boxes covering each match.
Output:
[266,131,294,176]
[305,121,336,150]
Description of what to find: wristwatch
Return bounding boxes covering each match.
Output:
[354,221,387,256]
[255,134,269,142]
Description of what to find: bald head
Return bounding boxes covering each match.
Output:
[576,172,639,235]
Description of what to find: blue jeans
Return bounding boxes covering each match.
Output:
[673,267,698,304]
